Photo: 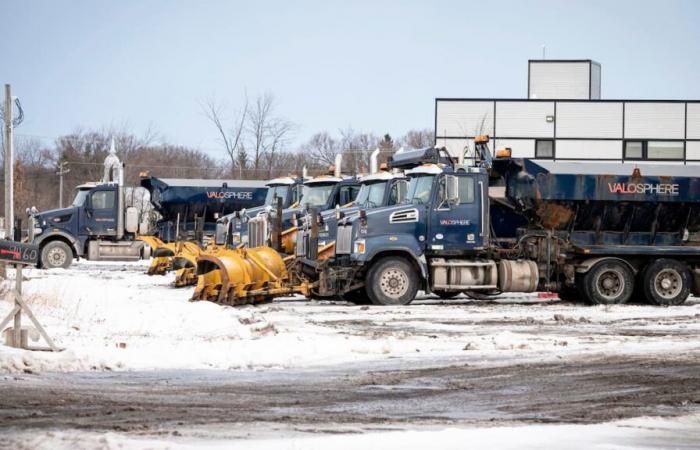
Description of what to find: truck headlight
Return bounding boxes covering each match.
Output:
[353,239,365,254]
[33,227,43,236]
[232,232,241,244]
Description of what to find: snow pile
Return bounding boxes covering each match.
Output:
[1,260,699,374]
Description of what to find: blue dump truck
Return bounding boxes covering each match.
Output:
[294,137,700,306]
[218,157,361,253]
[26,147,267,269]
[141,175,267,242]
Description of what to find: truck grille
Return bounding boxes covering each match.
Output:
[247,217,268,248]
[336,225,353,255]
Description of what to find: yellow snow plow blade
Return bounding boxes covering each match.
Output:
[137,235,167,253]
[192,246,309,306]
[171,241,211,287]
[147,242,177,275]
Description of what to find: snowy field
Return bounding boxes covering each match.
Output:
[0,260,699,448]
[1,259,699,374]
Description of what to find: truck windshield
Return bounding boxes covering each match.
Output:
[72,189,90,207]
[355,181,387,208]
[407,175,435,205]
[302,183,335,208]
[264,185,290,206]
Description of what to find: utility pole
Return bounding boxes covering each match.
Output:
[4,84,13,240]
[56,162,70,208]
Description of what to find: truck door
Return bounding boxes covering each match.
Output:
[428,173,488,252]
[85,187,118,236]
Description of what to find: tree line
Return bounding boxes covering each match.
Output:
[0,93,433,221]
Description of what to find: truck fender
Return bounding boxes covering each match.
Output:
[363,235,428,279]
[34,230,82,257]
[575,257,638,275]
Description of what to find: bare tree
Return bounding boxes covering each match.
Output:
[203,95,249,177]
[399,129,434,149]
[302,132,340,167]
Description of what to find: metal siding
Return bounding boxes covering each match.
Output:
[435,100,494,137]
[624,102,685,139]
[556,102,622,138]
[590,63,601,100]
[687,103,700,139]
[493,139,535,158]
[555,140,622,159]
[495,101,554,137]
[528,61,591,99]
[686,141,700,160]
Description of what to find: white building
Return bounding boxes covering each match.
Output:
[435,60,700,164]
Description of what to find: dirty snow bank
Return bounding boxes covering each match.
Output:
[0,260,699,373]
[10,413,700,450]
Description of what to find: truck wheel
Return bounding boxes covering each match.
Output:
[433,290,460,299]
[366,257,418,306]
[641,259,691,306]
[582,260,634,305]
[41,241,73,269]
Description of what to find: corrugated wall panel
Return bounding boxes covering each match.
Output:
[624,102,685,139]
[556,102,622,138]
[493,139,535,158]
[435,101,494,137]
[686,103,700,139]
[529,62,590,99]
[555,140,622,159]
[496,101,554,137]
[686,141,700,161]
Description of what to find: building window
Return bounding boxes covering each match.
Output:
[647,141,684,160]
[535,140,554,159]
[624,141,644,160]
[623,140,684,161]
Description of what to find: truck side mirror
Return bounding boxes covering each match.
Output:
[214,221,228,246]
[445,175,460,206]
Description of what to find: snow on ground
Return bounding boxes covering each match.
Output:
[10,414,700,450]
[0,259,699,374]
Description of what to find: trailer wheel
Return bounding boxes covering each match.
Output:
[366,257,418,306]
[582,260,634,305]
[41,241,73,269]
[641,259,691,306]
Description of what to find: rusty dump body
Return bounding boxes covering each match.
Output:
[491,159,700,250]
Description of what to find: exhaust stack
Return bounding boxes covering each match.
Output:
[370,148,380,173]
[334,154,342,178]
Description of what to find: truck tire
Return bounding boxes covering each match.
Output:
[366,257,418,306]
[41,240,73,269]
[582,260,634,305]
[641,259,691,306]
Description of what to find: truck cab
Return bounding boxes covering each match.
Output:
[27,143,147,269]
[241,175,361,252]
[297,170,408,260]
[28,181,143,269]
[302,144,532,305]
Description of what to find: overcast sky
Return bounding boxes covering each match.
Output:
[3,0,699,157]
